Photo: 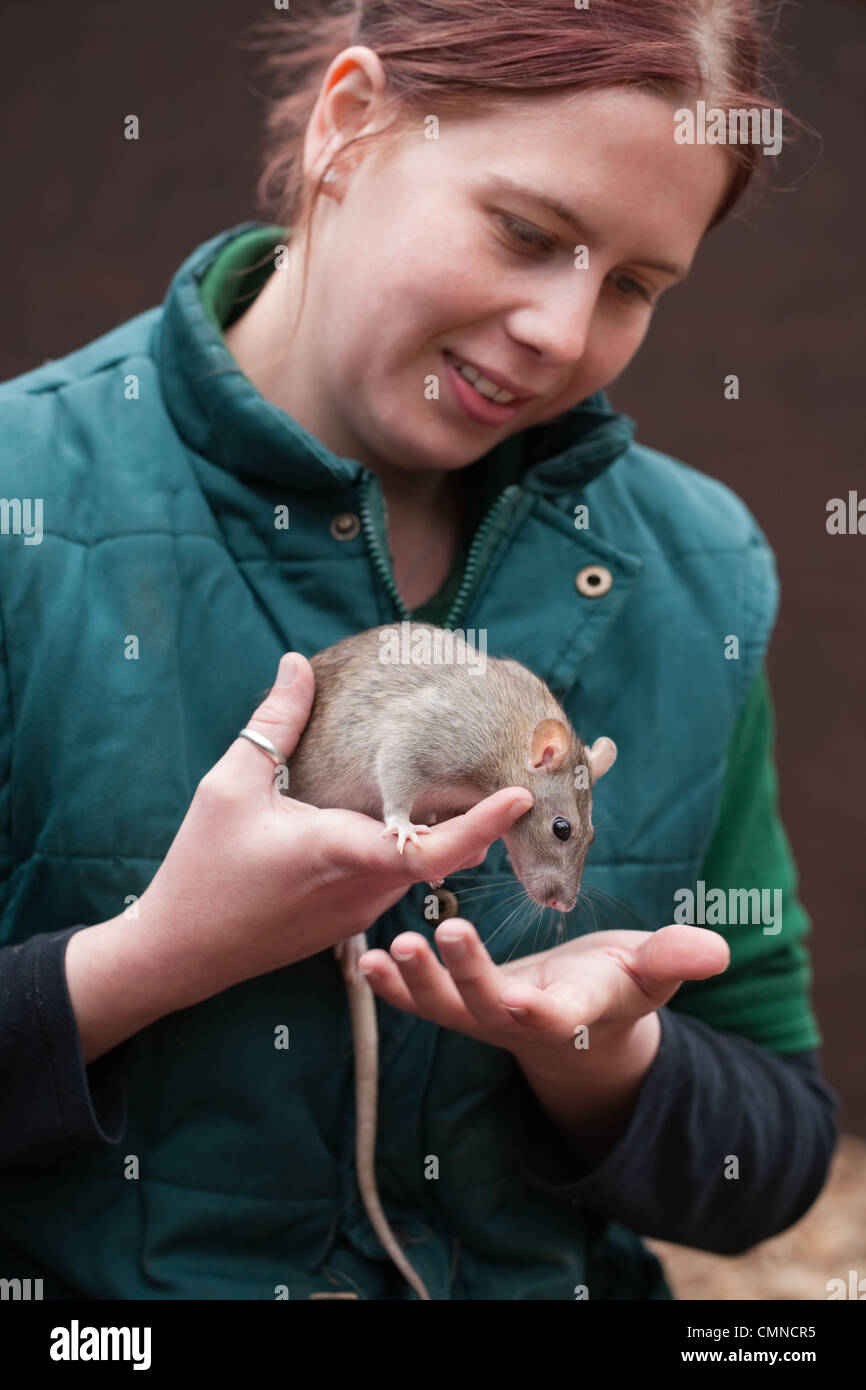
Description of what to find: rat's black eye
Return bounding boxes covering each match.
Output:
[552,817,571,842]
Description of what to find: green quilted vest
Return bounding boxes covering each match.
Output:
[0,224,788,1299]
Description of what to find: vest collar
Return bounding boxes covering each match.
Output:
[154,221,637,495]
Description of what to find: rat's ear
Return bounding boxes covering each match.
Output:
[587,736,617,781]
[527,718,571,774]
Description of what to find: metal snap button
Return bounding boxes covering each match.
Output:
[575,565,613,598]
[425,887,459,921]
[330,512,361,541]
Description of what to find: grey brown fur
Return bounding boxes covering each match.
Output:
[288,623,608,913]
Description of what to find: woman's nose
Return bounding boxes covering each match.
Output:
[508,276,599,367]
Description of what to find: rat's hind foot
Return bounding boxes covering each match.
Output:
[427,877,445,890]
[382,814,432,854]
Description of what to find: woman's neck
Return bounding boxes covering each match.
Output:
[384,467,466,610]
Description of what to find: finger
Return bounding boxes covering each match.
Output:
[323,787,533,884]
[212,652,315,798]
[396,788,533,883]
[424,789,533,880]
[379,932,474,1031]
[356,948,421,1014]
[453,842,493,873]
[634,924,730,1003]
[434,921,522,1027]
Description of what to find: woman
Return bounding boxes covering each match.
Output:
[0,1,838,1300]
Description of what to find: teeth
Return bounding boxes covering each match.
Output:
[452,356,518,405]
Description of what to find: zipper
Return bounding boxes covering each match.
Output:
[357,471,523,627]
[443,486,521,628]
[357,471,413,620]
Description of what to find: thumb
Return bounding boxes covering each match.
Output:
[218,652,316,795]
[634,924,730,1005]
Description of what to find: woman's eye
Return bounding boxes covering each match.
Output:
[496,213,656,302]
[610,273,654,305]
[497,213,556,255]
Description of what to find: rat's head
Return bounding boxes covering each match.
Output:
[502,718,617,914]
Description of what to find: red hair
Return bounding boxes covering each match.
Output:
[242,0,799,245]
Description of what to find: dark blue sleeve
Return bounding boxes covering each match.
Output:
[517,1003,840,1256]
[0,925,128,1167]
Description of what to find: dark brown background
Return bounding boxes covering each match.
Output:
[2,2,863,1131]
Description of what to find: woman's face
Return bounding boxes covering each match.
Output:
[289,75,733,475]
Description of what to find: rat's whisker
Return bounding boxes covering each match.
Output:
[555,908,568,947]
[458,872,525,884]
[528,904,543,959]
[447,884,528,906]
[483,893,536,956]
[451,875,524,890]
[472,892,535,943]
[578,883,655,930]
[448,880,521,898]
[483,889,535,923]
[504,897,553,963]
[465,884,529,909]
[574,891,601,934]
[537,903,557,954]
[591,795,626,831]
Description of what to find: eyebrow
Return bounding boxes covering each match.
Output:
[484,173,689,280]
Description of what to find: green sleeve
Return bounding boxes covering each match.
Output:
[669,665,823,1054]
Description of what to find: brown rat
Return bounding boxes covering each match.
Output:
[288,621,617,913]
[284,621,617,1301]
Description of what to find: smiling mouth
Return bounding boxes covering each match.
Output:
[443,350,534,405]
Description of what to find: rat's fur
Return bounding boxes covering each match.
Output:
[289,623,608,913]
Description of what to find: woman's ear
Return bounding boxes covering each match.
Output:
[302,46,389,187]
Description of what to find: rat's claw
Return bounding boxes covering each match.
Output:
[382,814,432,854]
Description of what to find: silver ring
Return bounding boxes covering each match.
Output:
[237,727,287,769]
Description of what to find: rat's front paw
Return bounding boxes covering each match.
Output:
[382,814,432,854]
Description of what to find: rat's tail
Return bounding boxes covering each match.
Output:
[334,933,432,1301]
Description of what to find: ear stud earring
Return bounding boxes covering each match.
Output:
[322,167,337,184]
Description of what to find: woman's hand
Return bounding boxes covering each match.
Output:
[358,920,730,1160]
[359,919,728,1053]
[66,653,533,1064]
[131,653,534,996]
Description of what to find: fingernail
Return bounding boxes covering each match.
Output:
[508,797,533,816]
[438,934,466,957]
[276,654,298,687]
[393,950,415,962]
[505,1005,528,1015]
